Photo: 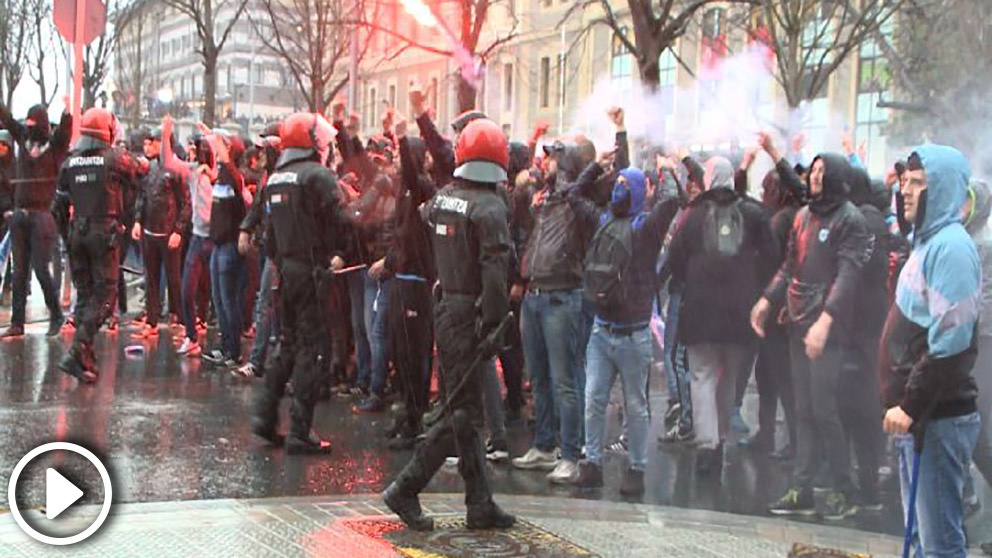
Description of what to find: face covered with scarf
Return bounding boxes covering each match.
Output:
[610,167,647,217]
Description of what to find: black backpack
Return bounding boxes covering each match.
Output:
[585,216,634,312]
[702,197,745,258]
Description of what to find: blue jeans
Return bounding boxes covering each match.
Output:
[210,242,243,360]
[521,289,584,462]
[585,324,653,470]
[663,289,692,426]
[249,257,278,369]
[347,270,371,389]
[895,412,981,558]
[181,235,213,342]
[366,276,393,397]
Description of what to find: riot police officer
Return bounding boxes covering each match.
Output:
[53,107,136,383]
[250,112,346,454]
[382,118,515,531]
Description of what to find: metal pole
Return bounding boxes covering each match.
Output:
[348,13,359,113]
[249,42,256,133]
[71,0,86,141]
[558,25,565,135]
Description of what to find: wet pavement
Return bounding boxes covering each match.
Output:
[0,287,990,556]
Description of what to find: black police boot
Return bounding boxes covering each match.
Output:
[466,501,516,530]
[382,481,434,531]
[250,388,284,446]
[285,398,332,455]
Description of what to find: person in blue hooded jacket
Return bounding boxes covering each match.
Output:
[879,145,981,558]
[562,154,679,495]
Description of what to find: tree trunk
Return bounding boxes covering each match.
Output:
[202,51,218,127]
[310,77,324,113]
[639,56,661,92]
[83,85,97,110]
[456,74,476,114]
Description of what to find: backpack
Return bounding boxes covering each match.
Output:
[702,198,745,258]
[585,216,634,313]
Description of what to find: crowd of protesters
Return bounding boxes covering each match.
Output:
[0,89,989,557]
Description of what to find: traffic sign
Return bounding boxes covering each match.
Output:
[54,0,107,46]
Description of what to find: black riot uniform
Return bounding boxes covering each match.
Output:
[382,176,516,531]
[250,146,346,454]
[53,133,136,383]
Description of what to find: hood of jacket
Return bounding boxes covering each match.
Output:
[609,167,647,218]
[808,152,850,215]
[914,144,971,241]
[0,130,12,166]
[26,105,51,143]
[704,156,734,190]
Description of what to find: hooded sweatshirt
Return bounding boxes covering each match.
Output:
[567,165,679,326]
[385,136,436,281]
[0,104,73,211]
[879,144,980,421]
[764,153,871,340]
[668,160,777,345]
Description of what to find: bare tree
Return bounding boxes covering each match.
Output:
[561,0,756,92]
[747,0,905,108]
[114,2,151,125]
[253,0,378,113]
[881,0,992,159]
[163,0,250,126]
[0,0,36,107]
[78,0,140,109]
[356,0,519,112]
[26,0,61,106]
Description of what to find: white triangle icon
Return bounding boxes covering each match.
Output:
[45,468,84,520]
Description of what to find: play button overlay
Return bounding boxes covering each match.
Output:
[45,468,85,519]
[8,442,113,545]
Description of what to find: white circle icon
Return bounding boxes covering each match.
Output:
[7,442,113,546]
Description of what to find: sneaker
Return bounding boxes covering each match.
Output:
[131,324,159,340]
[964,495,982,519]
[729,406,750,435]
[176,338,201,356]
[485,439,509,462]
[659,422,695,445]
[354,395,385,414]
[620,467,645,496]
[822,490,857,521]
[233,362,259,378]
[664,402,682,429]
[740,430,773,453]
[571,461,603,489]
[1,324,24,339]
[606,436,629,455]
[856,494,884,513]
[546,459,578,484]
[202,349,226,364]
[222,358,240,368]
[768,488,817,516]
[512,448,558,471]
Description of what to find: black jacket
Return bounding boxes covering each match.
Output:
[135,154,191,236]
[263,153,346,266]
[424,178,511,330]
[52,136,139,225]
[764,154,871,340]
[567,164,679,326]
[669,187,777,345]
[209,163,247,245]
[385,137,437,281]
[0,104,73,211]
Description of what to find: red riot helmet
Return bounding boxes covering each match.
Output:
[79,107,116,143]
[280,112,336,165]
[454,118,508,183]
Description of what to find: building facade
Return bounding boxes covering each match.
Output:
[357,1,898,176]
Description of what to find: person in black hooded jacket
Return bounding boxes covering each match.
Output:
[752,135,871,520]
[382,117,437,448]
[839,166,894,509]
[0,103,72,337]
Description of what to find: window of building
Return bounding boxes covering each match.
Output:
[539,56,551,108]
[557,54,567,107]
[503,63,513,112]
[369,88,378,127]
[659,48,677,88]
[254,64,264,85]
[701,8,727,70]
[388,84,397,109]
[802,6,833,65]
[611,32,633,94]
[855,19,893,173]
